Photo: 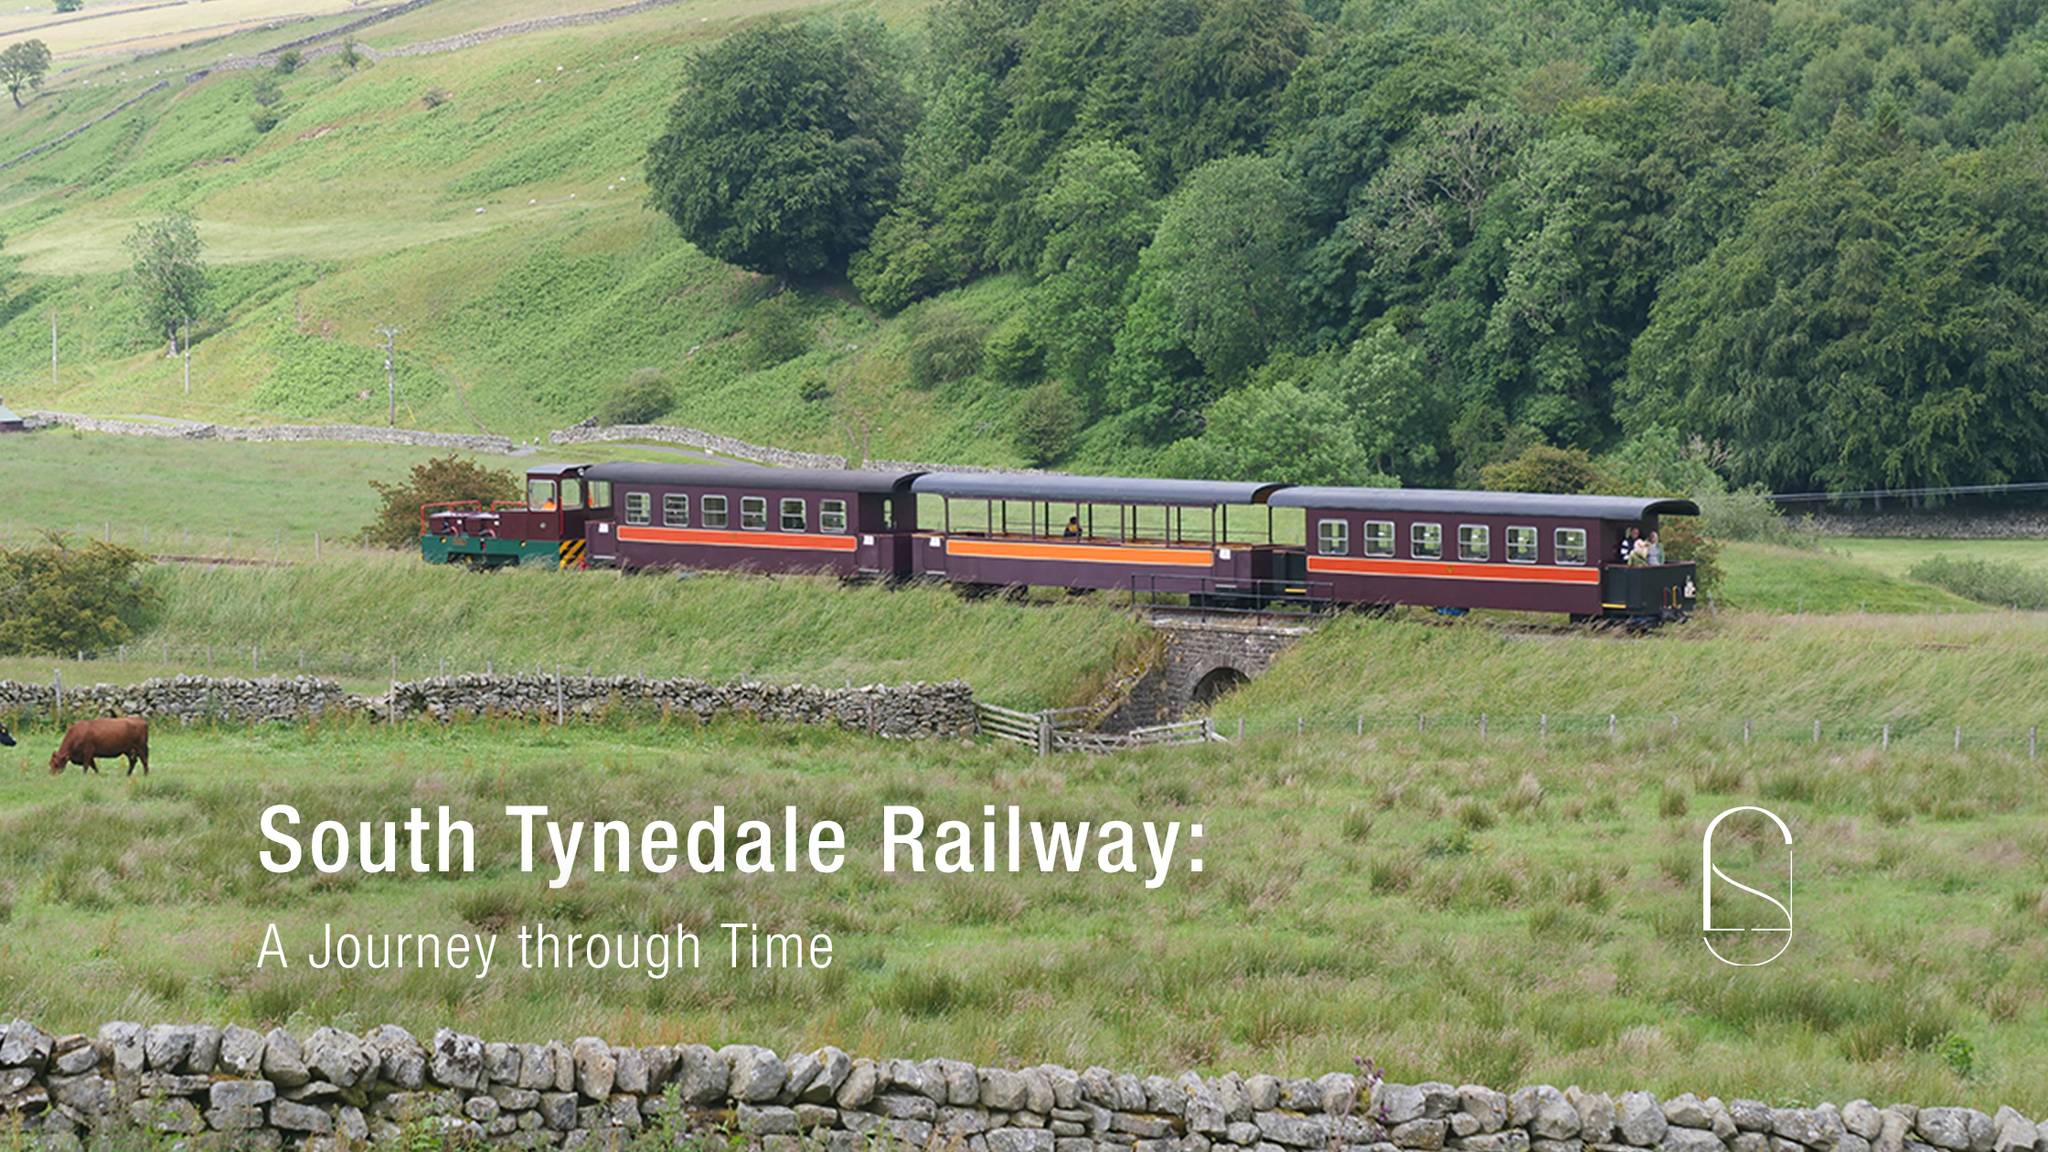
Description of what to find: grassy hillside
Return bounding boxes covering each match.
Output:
[0,553,1151,707]
[0,722,2042,1110]
[0,0,1048,465]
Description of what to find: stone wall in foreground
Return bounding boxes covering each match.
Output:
[0,1019,2033,1152]
[0,675,978,739]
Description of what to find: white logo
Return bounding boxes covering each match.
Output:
[1701,805,1793,967]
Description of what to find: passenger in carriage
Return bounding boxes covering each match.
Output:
[1647,530,1664,565]
[1063,516,1082,539]
[1619,526,1640,563]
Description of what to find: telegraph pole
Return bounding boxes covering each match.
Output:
[375,324,401,426]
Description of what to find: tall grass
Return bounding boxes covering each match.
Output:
[0,722,2043,1110]
[1906,555,2048,611]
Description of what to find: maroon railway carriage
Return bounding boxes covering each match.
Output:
[908,472,1294,596]
[581,462,923,577]
[1267,487,1699,620]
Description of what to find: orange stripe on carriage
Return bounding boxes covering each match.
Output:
[943,537,1216,567]
[617,526,859,552]
[1307,555,1602,584]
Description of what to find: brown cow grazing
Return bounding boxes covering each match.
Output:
[50,717,149,777]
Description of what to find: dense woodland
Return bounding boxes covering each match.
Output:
[645,0,2048,494]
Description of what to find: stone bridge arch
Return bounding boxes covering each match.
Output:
[1097,612,1317,729]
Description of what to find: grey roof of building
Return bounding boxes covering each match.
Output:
[1266,486,1700,519]
[912,472,1283,506]
[584,461,923,493]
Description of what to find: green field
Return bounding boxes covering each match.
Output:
[0,720,2042,1111]
[1827,538,2048,580]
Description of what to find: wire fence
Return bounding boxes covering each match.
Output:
[1218,708,2044,759]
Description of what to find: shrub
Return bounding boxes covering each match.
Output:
[0,534,159,657]
[249,107,279,134]
[595,368,673,425]
[850,213,955,314]
[906,308,987,389]
[744,292,810,369]
[422,88,452,109]
[1907,555,2048,610]
[364,454,520,548]
[274,49,301,73]
[982,314,1044,385]
[250,74,282,107]
[1698,485,1816,546]
[1481,444,1606,494]
[1011,381,1082,466]
[1659,515,1722,592]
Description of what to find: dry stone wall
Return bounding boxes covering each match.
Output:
[0,675,976,739]
[0,1018,2034,1152]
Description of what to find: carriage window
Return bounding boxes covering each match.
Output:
[559,479,584,510]
[1459,524,1490,562]
[1506,526,1537,564]
[623,491,651,526]
[1411,522,1442,559]
[821,499,848,533]
[662,493,689,527]
[741,496,768,530]
[527,479,557,511]
[1364,520,1394,557]
[586,480,611,510]
[1555,527,1588,565]
[702,495,728,528]
[781,498,806,531]
[1317,519,1349,556]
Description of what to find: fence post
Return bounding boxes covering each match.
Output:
[1479,713,1488,740]
[1882,724,1889,750]
[1954,725,1961,752]
[555,664,565,726]
[1608,713,1616,738]
[2032,726,2038,761]
[1418,713,1426,734]
[1296,717,1303,739]
[1540,713,1548,740]
[388,655,398,725]
[53,669,61,720]
[315,532,322,561]
[1037,712,1052,757]
[1236,717,1244,741]
[1356,714,1363,737]
[1812,719,1821,744]
[1743,719,1751,745]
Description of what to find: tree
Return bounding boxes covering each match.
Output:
[1032,142,1156,401]
[364,456,520,548]
[1164,381,1386,487]
[124,212,208,355]
[1011,381,1082,465]
[0,40,52,109]
[0,534,158,657]
[53,0,83,13]
[646,18,913,279]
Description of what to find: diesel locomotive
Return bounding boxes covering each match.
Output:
[422,461,1698,622]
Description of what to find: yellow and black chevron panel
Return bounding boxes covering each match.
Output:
[558,539,587,569]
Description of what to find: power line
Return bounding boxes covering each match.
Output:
[1769,480,2048,504]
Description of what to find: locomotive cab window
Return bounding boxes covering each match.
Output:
[586,480,611,510]
[781,498,806,532]
[1412,522,1442,559]
[1555,527,1588,565]
[528,479,557,511]
[741,496,768,530]
[820,499,848,533]
[1317,519,1349,556]
[559,479,584,511]
[1459,524,1490,562]
[623,491,651,526]
[702,495,728,529]
[662,493,689,527]
[1364,520,1394,557]
[1506,526,1537,564]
